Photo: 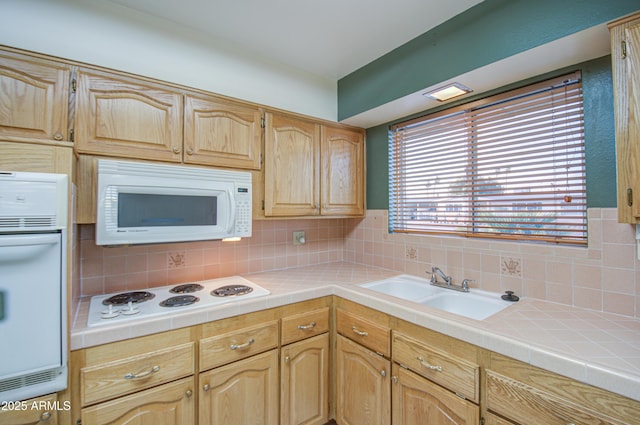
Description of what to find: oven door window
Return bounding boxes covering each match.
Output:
[117,193,217,227]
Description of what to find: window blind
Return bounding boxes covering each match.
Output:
[389,72,587,245]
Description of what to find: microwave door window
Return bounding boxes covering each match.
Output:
[118,193,217,227]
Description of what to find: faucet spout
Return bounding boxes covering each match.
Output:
[431,267,452,286]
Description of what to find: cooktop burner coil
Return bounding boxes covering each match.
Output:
[211,285,254,297]
[102,291,155,306]
[159,295,200,307]
[170,283,204,294]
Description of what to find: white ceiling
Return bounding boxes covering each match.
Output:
[108,0,484,80]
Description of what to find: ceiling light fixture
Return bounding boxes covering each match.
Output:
[423,82,472,101]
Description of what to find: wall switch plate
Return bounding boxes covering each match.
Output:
[293,230,306,245]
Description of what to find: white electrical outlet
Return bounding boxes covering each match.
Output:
[293,230,306,245]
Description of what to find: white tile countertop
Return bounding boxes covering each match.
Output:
[71,262,640,402]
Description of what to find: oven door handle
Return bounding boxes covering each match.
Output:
[0,234,60,247]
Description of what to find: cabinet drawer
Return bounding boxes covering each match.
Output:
[81,342,194,406]
[200,320,278,370]
[486,370,620,425]
[336,308,390,357]
[393,332,479,403]
[281,307,330,345]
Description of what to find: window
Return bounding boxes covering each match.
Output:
[389,72,586,245]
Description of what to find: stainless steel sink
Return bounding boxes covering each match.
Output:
[360,275,514,320]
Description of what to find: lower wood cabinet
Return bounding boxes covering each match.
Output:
[336,335,391,425]
[81,378,195,425]
[281,333,329,425]
[0,393,60,425]
[199,349,279,425]
[392,364,478,425]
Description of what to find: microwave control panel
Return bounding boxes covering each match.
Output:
[235,186,252,237]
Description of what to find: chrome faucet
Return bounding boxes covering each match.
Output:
[429,266,470,292]
[430,266,452,286]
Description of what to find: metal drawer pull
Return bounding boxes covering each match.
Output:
[284,356,290,364]
[297,321,316,330]
[352,326,369,337]
[40,411,52,421]
[417,356,443,372]
[380,369,387,377]
[124,365,160,380]
[203,384,210,392]
[230,338,255,350]
[185,389,193,398]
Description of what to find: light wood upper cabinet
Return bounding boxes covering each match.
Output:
[264,112,321,216]
[264,111,365,217]
[610,12,640,223]
[321,125,365,216]
[392,364,479,425]
[74,70,183,161]
[0,51,70,142]
[184,94,262,169]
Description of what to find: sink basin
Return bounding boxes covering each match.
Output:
[417,291,512,320]
[360,275,441,301]
[360,275,514,320]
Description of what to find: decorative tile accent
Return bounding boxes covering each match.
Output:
[168,251,187,268]
[501,256,522,277]
[406,246,417,260]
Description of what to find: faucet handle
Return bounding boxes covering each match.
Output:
[461,279,474,291]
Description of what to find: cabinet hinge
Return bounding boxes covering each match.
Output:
[70,128,74,143]
[71,78,77,93]
[622,40,628,59]
[262,200,265,210]
[628,188,633,206]
[480,417,485,425]
[261,117,265,128]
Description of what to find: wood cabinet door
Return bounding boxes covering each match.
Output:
[336,335,390,425]
[80,377,195,425]
[0,393,59,425]
[321,125,365,216]
[74,70,183,161]
[281,333,329,425]
[392,364,478,425]
[611,14,640,223]
[184,94,262,169]
[264,112,320,216]
[199,349,278,425]
[0,51,70,142]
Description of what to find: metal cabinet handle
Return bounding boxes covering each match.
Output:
[172,146,181,154]
[392,375,398,384]
[230,338,255,350]
[40,411,52,421]
[124,365,160,380]
[352,326,369,337]
[185,389,193,398]
[53,132,63,141]
[203,384,210,392]
[380,369,387,378]
[417,356,443,372]
[186,148,194,155]
[284,356,290,364]
[297,321,316,330]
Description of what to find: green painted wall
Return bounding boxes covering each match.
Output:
[338,0,640,120]
[365,56,617,209]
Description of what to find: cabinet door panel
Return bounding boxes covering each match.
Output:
[0,51,69,141]
[321,125,364,216]
[200,349,278,425]
[184,95,262,169]
[392,364,478,425]
[336,335,390,425]
[264,112,320,216]
[81,377,195,425]
[281,334,329,425]
[75,71,182,161]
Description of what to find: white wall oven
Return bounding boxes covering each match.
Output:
[0,171,68,402]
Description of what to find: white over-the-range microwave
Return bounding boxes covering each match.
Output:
[96,159,252,245]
